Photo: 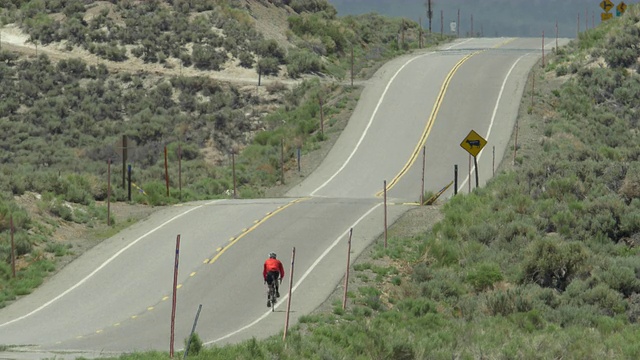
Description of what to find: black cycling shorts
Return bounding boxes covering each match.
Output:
[266,271,280,285]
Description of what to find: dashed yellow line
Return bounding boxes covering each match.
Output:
[81,198,310,343]
[208,198,308,264]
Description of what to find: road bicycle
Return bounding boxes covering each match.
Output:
[266,278,281,312]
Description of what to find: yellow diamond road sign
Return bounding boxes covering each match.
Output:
[460,130,487,158]
[618,1,627,14]
[600,0,614,12]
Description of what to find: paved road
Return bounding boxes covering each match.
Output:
[0,37,567,359]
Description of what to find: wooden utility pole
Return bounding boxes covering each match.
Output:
[471,14,474,37]
[401,19,405,49]
[350,45,354,86]
[319,94,324,136]
[556,19,558,54]
[419,17,423,48]
[426,0,433,33]
[122,135,127,189]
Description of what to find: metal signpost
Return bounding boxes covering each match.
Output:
[460,130,487,189]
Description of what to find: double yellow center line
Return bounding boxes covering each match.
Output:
[376,39,515,197]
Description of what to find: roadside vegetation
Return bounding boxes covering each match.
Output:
[0,1,449,308]
[95,5,640,359]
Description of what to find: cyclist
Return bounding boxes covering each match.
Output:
[263,252,285,301]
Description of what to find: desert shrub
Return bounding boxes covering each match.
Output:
[581,284,628,315]
[13,231,34,256]
[47,196,73,221]
[254,39,286,63]
[596,257,640,297]
[627,293,640,323]
[192,45,227,70]
[257,57,280,76]
[555,65,568,77]
[289,0,337,16]
[184,332,203,356]
[420,268,466,301]
[604,26,640,68]
[619,163,640,201]
[238,51,254,68]
[520,237,590,291]
[286,48,323,78]
[466,262,504,292]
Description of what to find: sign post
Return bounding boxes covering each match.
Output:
[460,130,487,189]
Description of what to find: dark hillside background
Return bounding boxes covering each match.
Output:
[329,0,639,38]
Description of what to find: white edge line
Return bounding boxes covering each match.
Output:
[310,39,472,197]
[0,200,222,328]
[206,202,383,345]
[309,56,425,196]
[457,53,528,192]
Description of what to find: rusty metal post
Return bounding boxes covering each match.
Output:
[556,19,558,54]
[419,17,423,48]
[107,159,111,226]
[421,145,425,205]
[342,228,353,310]
[454,165,458,195]
[232,151,237,198]
[542,30,545,68]
[513,121,519,166]
[492,146,495,176]
[457,9,460,37]
[531,71,535,108]
[468,154,471,193]
[351,46,354,86]
[170,235,181,358]
[164,146,170,197]
[122,135,127,189]
[10,215,15,278]
[283,247,296,342]
[319,95,324,136]
[384,180,388,248]
[280,138,285,185]
[178,144,182,202]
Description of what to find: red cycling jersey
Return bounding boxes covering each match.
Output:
[263,258,285,280]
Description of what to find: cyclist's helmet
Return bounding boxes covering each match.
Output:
[269,252,277,259]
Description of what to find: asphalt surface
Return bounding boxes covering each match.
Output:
[0,37,569,359]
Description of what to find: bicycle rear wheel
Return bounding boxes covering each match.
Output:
[269,283,276,312]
